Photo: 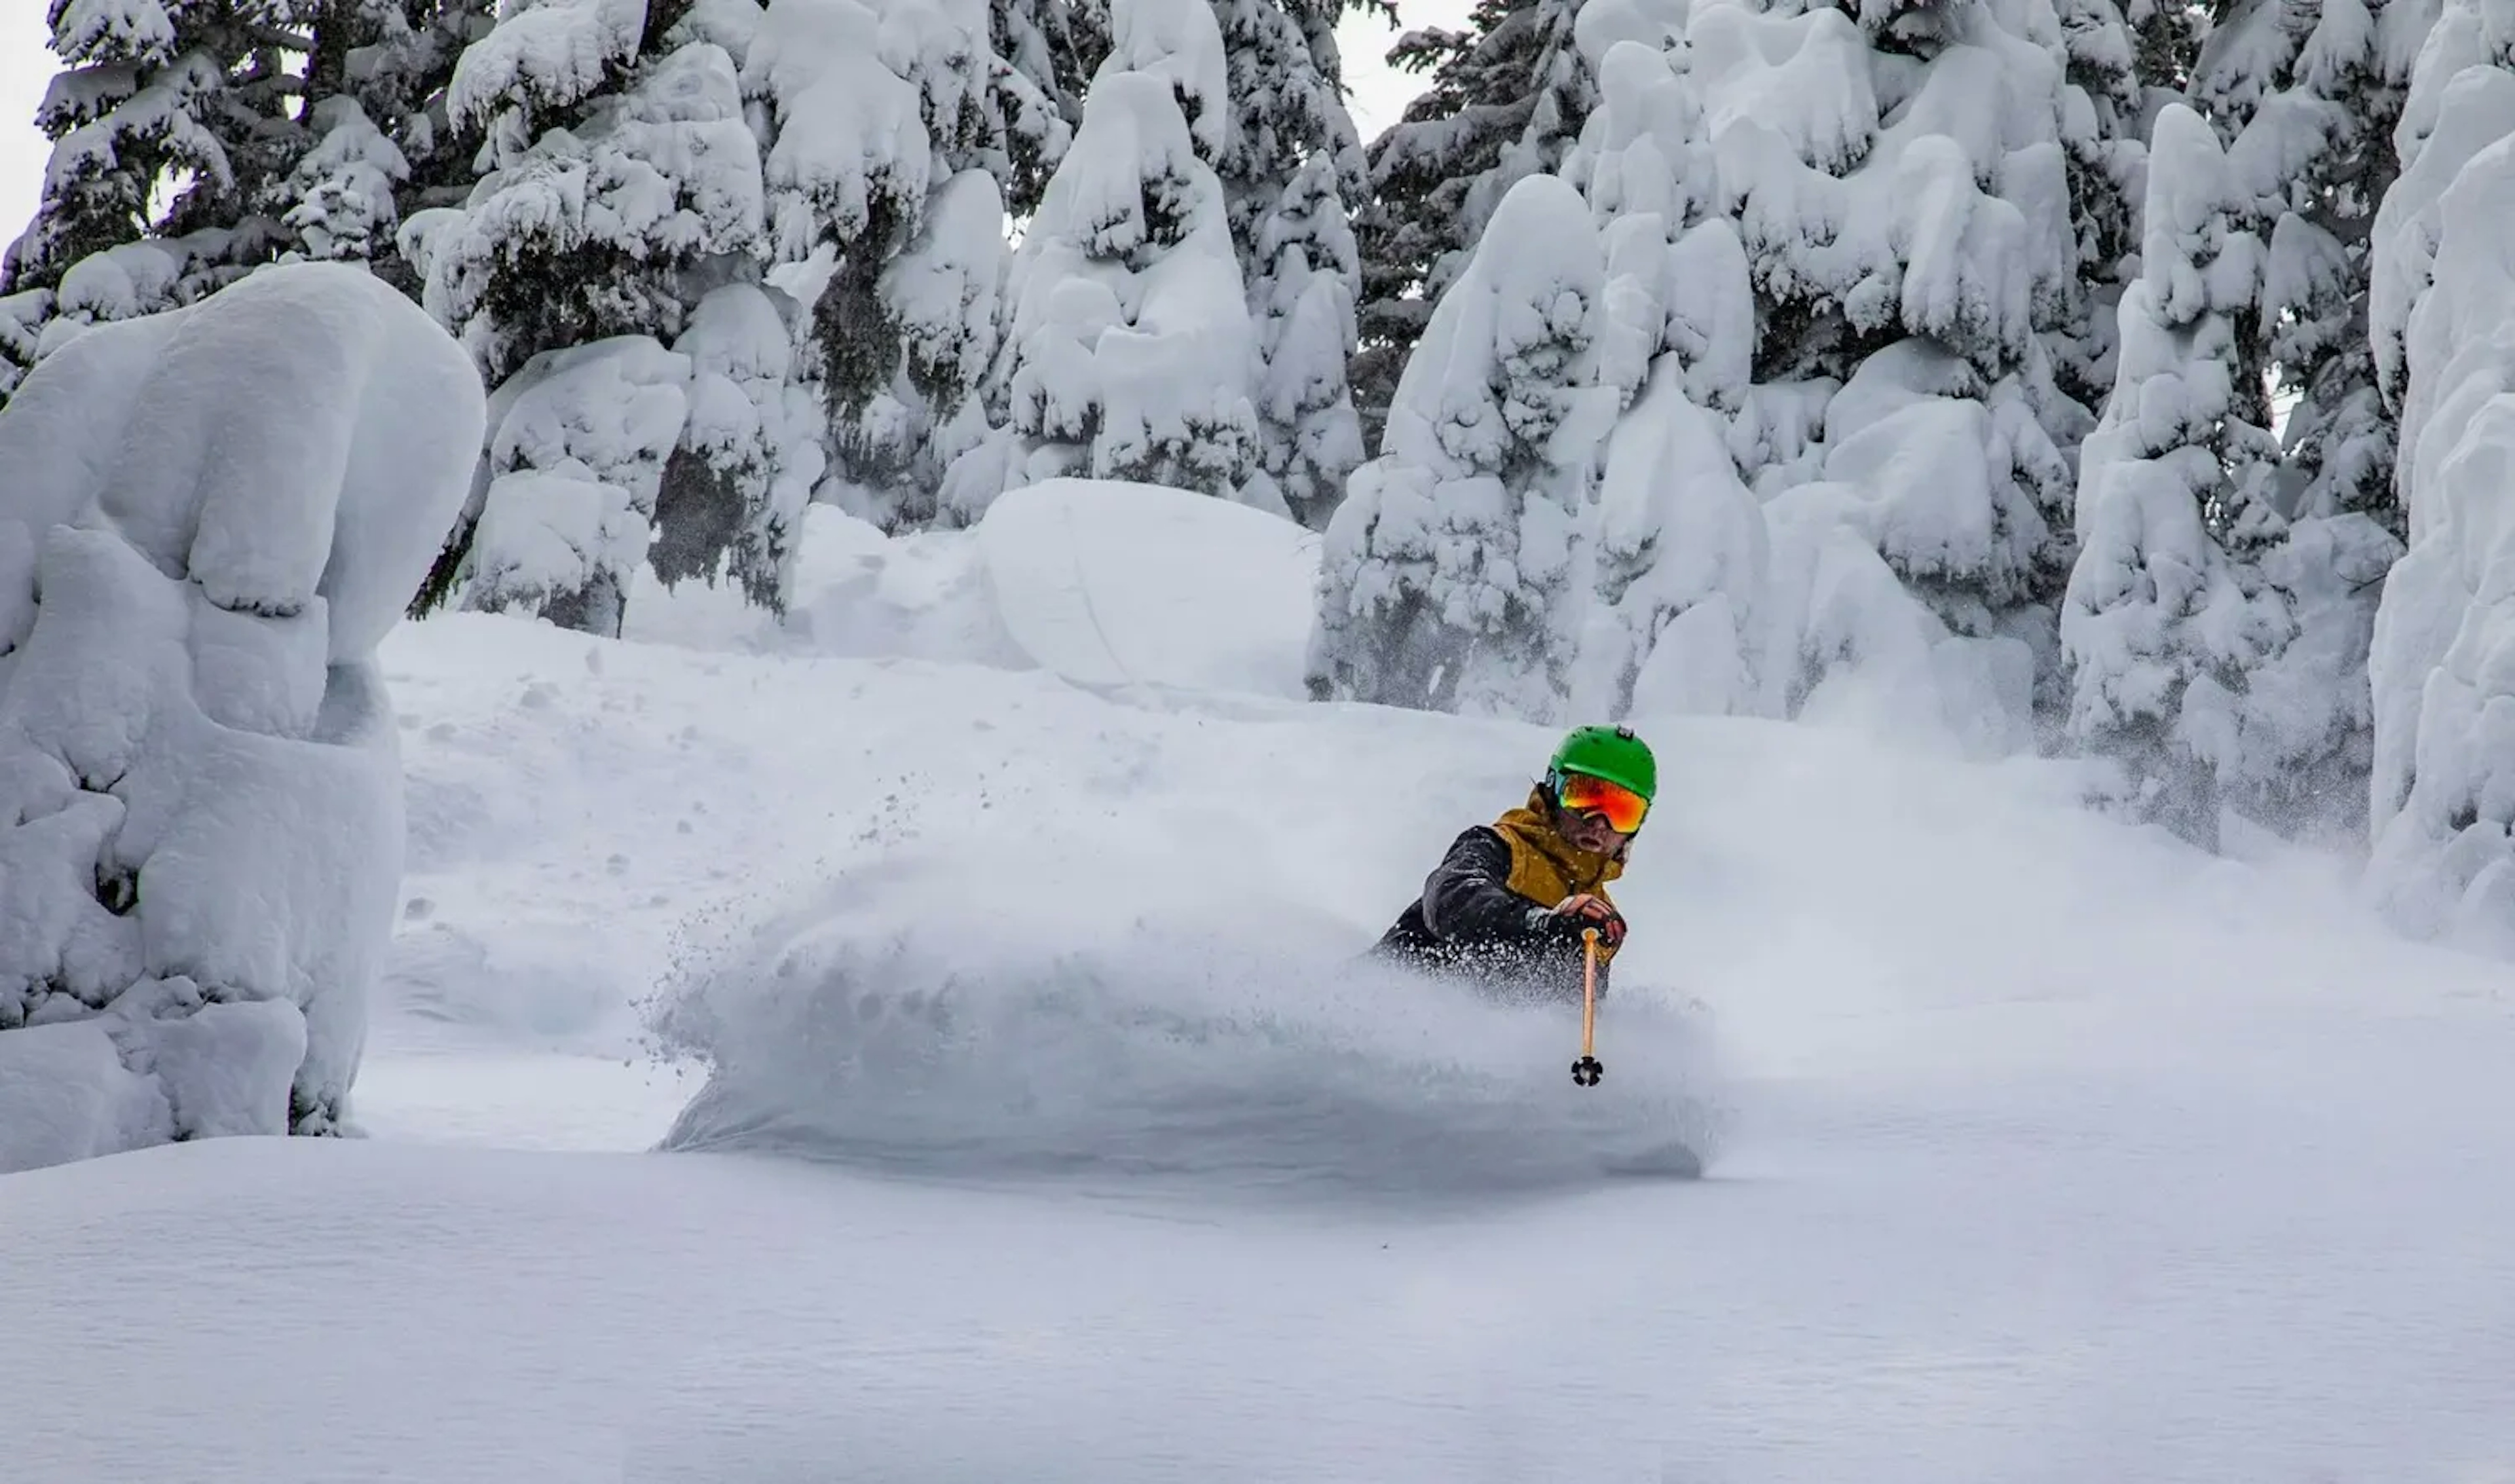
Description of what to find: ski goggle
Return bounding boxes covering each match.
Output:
[1553,771,1649,834]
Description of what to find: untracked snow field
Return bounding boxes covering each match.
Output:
[9,499,2515,1483]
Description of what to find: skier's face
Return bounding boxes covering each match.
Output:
[1556,804,1629,857]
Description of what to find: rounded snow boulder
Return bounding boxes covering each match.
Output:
[976,479,1320,699]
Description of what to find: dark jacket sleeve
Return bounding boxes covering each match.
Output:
[1420,827,1547,944]
[1419,827,1610,998]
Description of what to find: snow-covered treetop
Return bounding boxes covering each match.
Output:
[1039,69,1208,264]
[1102,0,1233,162]
[1566,36,1718,242]
[2142,99,2265,326]
[1379,169,1616,480]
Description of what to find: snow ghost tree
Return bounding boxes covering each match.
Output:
[2362,3,2515,950]
[1305,171,1620,719]
[2060,103,2400,850]
[0,263,484,1174]
[939,0,1269,521]
[407,0,815,632]
[2049,0,2440,855]
[1727,0,2087,737]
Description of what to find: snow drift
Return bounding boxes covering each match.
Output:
[977,478,1319,697]
[646,827,1725,1202]
[637,481,1323,700]
[0,261,485,1172]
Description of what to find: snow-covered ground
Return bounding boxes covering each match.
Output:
[10,491,2515,1481]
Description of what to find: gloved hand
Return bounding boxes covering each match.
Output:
[1537,893,1626,950]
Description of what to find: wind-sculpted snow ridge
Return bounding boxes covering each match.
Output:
[643,837,1729,1206]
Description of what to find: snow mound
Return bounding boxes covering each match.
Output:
[646,830,1726,1202]
[0,261,484,1172]
[624,486,1320,695]
[0,1022,172,1170]
[616,503,1015,662]
[977,478,1320,698]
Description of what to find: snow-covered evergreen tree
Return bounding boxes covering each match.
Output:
[939,0,1269,519]
[1207,0,1370,250]
[752,0,1077,530]
[1,0,291,399]
[1,0,488,404]
[2051,0,2150,414]
[996,0,1100,213]
[406,0,827,631]
[1206,0,1373,523]
[2368,0,2515,428]
[1305,171,1620,718]
[2061,103,2400,848]
[2362,0,2515,946]
[1571,0,2091,747]
[1247,154,1366,525]
[1349,0,1595,454]
[1549,9,1778,722]
[2184,0,2438,537]
[420,1,766,384]
[5,0,274,294]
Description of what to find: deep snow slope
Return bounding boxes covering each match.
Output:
[10,488,2515,1481]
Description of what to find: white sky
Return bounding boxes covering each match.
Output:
[1,1,50,255]
[0,3,1468,274]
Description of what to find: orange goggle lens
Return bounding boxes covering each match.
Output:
[1556,773,1649,833]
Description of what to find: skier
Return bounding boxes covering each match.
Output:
[1371,725,1654,1005]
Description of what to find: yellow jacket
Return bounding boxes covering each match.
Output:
[1486,787,1626,966]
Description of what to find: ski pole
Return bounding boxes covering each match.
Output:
[1572,927,1603,1086]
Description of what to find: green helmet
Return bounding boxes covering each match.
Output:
[1547,724,1656,801]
